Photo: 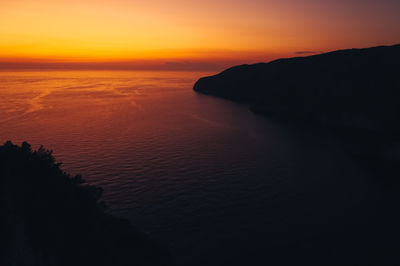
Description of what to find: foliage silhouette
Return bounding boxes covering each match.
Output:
[0,141,173,266]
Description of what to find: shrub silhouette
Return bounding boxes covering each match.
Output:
[0,141,173,266]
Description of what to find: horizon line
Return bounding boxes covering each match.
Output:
[2,43,398,71]
[0,59,270,72]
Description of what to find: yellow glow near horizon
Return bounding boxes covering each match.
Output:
[1,0,400,66]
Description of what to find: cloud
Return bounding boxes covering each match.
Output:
[295,51,320,55]
[164,61,223,71]
[0,60,226,72]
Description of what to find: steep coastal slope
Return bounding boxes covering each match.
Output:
[0,141,173,266]
[194,44,400,134]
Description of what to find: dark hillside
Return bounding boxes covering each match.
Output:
[0,141,173,266]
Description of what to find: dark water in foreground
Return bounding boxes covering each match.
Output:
[0,71,398,265]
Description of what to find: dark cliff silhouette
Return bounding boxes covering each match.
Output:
[0,141,173,266]
[194,44,400,161]
[194,44,400,131]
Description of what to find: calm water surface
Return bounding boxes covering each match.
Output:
[0,71,396,265]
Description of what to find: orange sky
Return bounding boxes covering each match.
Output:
[1,0,399,70]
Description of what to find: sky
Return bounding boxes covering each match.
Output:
[1,0,399,70]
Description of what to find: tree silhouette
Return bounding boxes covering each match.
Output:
[0,141,173,266]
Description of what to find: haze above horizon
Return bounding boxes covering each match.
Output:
[1,0,399,71]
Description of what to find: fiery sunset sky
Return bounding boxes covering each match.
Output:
[1,0,399,70]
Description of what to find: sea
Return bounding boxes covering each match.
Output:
[0,70,397,265]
